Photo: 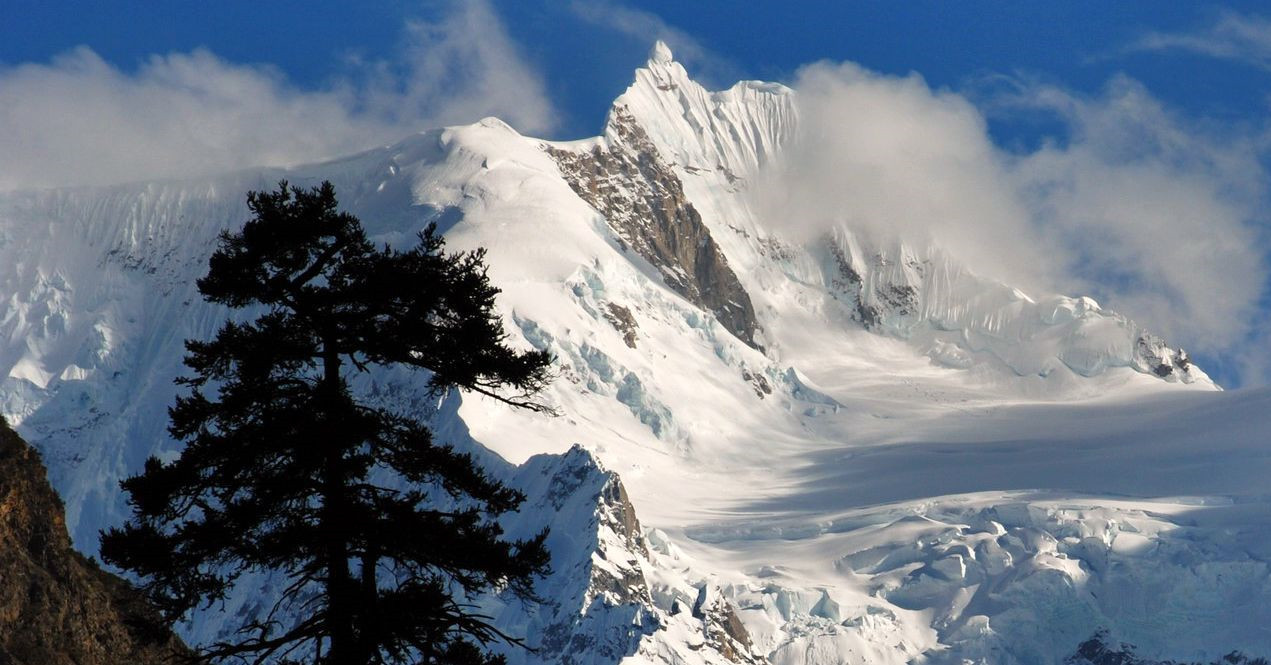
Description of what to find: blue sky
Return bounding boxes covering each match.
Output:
[2,1,1269,388]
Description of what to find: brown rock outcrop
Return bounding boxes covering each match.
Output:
[0,419,184,664]
[547,106,762,349]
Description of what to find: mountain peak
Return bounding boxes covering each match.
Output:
[648,40,674,65]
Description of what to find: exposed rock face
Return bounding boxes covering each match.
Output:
[693,586,763,665]
[740,368,772,399]
[827,239,920,331]
[0,419,183,664]
[1134,333,1195,380]
[603,303,639,349]
[547,106,761,349]
[1066,631,1268,665]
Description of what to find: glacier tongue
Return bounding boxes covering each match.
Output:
[0,39,1263,665]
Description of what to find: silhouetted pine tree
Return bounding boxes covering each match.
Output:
[101,181,553,665]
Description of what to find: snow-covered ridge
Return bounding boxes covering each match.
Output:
[616,42,796,182]
[488,444,764,664]
[820,226,1207,384]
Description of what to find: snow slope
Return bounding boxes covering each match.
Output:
[0,42,1265,664]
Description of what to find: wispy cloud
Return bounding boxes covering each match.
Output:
[0,0,555,191]
[1125,10,1271,70]
[751,62,1270,385]
[567,0,739,86]
[375,1,557,134]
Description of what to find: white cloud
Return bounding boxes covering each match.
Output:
[0,0,555,191]
[1125,11,1271,70]
[753,62,1059,292]
[752,61,1269,382]
[1008,76,1266,351]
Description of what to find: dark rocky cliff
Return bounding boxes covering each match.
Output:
[547,106,762,349]
[0,419,184,664]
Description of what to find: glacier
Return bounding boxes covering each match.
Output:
[0,41,1268,664]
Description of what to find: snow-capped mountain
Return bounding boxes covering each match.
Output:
[2,42,1268,664]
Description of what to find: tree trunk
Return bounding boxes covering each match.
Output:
[357,548,380,662]
[321,340,356,664]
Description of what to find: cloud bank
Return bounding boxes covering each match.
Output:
[753,61,1268,385]
[0,0,555,191]
[753,63,1055,292]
